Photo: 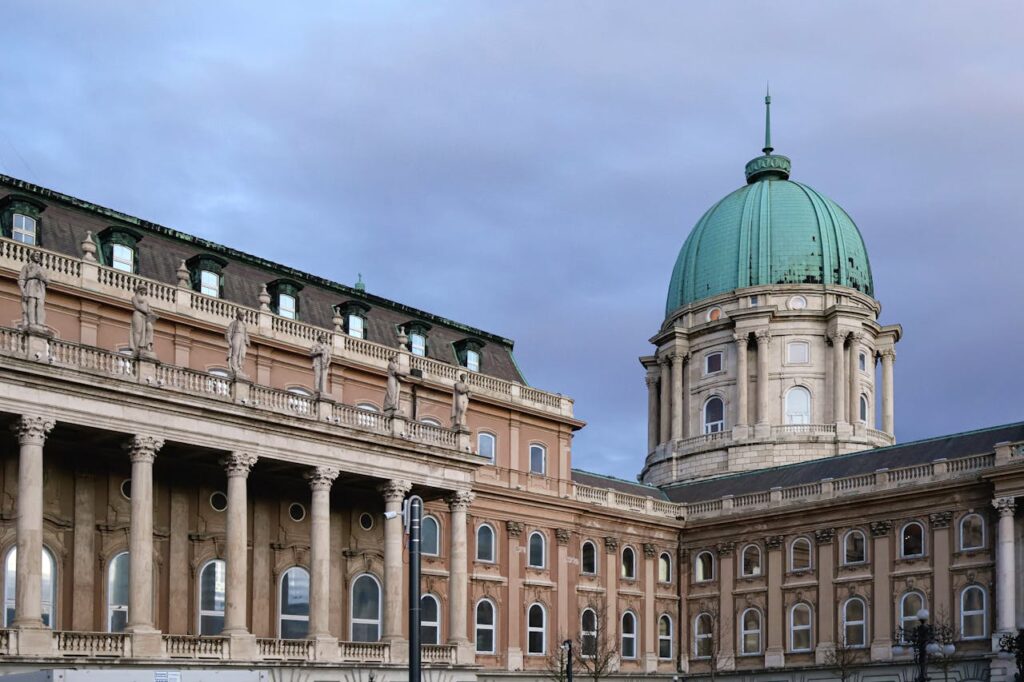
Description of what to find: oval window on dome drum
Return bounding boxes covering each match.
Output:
[788,295,807,310]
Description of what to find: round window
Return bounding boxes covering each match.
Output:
[210,491,228,512]
[706,307,722,322]
[288,503,306,523]
[789,295,808,310]
[359,512,375,531]
[120,479,131,500]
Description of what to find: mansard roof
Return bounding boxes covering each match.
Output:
[662,421,1024,504]
[572,469,670,500]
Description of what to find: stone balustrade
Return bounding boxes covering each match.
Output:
[422,643,458,665]
[0,238,573,418]
[53,631,127,657]
[163,634,226,659]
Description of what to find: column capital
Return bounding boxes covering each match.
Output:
[645,373,659,388]
[445,490,475,512]
[306,466,340,492]
[827,330,848,345]
[378,479,412,503]
[764,535,784,550]
[221,452,258,478]
[849,331,864,344]
[12,415,54,445]
[505,520,524,538]
[754,328,771,345]
[928,511,953,529]
[869,520,893,537]
[733,333,749,346]
[643,542,657,558]
[716,541,735,557]
[556,528,571,546]
[814,528,836,545]
[124,435,164,464]
[993,497,1017,517]
[880,348,897,361]
[603,536,619,553]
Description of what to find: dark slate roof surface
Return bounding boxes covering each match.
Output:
[663,422,1024,504]
[572,469,670,500]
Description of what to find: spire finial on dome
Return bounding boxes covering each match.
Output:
[763,84,773,156]
[744,86,791,183]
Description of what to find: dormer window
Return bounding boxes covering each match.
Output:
[454,338,486,372]
[267,279,303,320]
[403,321,432,357]
[98,226,144,275]
[336,301,371,339]
[348,314,365,339]
[0,195,46,246]
[186,254,228,298]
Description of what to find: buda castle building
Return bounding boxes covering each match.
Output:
[0,106,1020,682]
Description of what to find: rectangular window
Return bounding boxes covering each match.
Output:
[410,332,426,357]
[466,349,480,372]
[12,214,37,245]
[704,352,723,375]
[199,270,220,297]
[787,341,809,364]
[348,314,365,339]
[278,293,296,319]
[111,243,135,273]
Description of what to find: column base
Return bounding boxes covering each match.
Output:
[129,630,163,658]
[388,638,409,665]
[311,634,339,662]
[753,422,772,439]
[764,647,785,668]
[815,642,835,664]
[870,637,893,661]
[731,424,751,440]
[643,652,659,673]
[506,646,523,671]
[14,625,53,656]
[226,632,257,660]
[452,639,475,665]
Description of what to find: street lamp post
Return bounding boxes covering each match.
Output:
[385,494,424,682]
[562,639,573,682]
[998,629,1024,682]
[891,609,955,682]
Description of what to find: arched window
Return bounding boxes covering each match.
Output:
[476,524,496,562]
[4,546,57,629]
[527,603,546,655]
[703,397,725,434]
[859,394,869,423]
[477,432,496,463]
[899,591,926,635]
[960,514,985,551]
[961,586,987,639]
[658,614,673,659]
[286,386,313,415]
[785,387,811,425]
[581,607,597,657]
[420,417,442,427]
[843,530,866,564]
[107,551,129,632]
[621,547,636,579]
[581,541,597,575]
[529,444,547,475]
[422,516,440,556]
[900,522,925,558]
[695,551,714,582]
[658,553,672,583]
[621,611,637,659]
[280,566,310,639]
[694,612,714,658]
[197,559,226,635]
[420,594,440,644]
[351,573,381,642]
[740,608,762,655]
[475,599,496,653]
[790,603,813,652]
[528,532,546,569]
[741,544,761,577]
[842,597,867,648]
[790,537,812,571]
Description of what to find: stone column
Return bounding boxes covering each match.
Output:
[446,491,475,663]
[734,334,749,427]
[379,479,412,646]
[221,453,258,637]
[659,357,671,444]
[830,331,847,424]
[125,435,163,634]
[670,353,684,440]
[848,333,862,423]
[12,416,54,633]
[994,497,1017,635]
[755,330,771,426]
[880,349,896,435]
[814,529,835,664]
[764,535,784,667]
[869,521,893,661]
[645,370,659,453]
[681,353,691,439]
[307,466,339,658]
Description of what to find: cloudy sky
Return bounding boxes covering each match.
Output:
[2,2,1022,480]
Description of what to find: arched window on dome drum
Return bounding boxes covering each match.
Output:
[859,394,869,423]
[785,387,811,425]
[703,397,724,434]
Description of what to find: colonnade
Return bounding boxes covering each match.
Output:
[8,414,473,659]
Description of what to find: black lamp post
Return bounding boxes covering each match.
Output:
[998,629,1024,682]
[385,494,424,682]
[562,639,573,682]
[892,608,955,682]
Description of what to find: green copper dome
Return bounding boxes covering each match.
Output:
[665,97,873,316]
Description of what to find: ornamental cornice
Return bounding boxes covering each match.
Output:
[993,497,1016,517]
[306,466,339,491]
[445,490,475,512]
[13,415,55,445]
[928,511,953,529]
[221,452,258,478]
[604,536,619,553]
[378,479,412,503]
[869,520,893,537]
[124,435,164,464]
[814,528,836,545]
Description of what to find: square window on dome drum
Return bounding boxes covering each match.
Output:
[704,352,723,375]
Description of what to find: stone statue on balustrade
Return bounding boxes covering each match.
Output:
[452,373,470,431]
[383,354,404,416]
[18,251,50,335]
[130,285,157,360]
[310,333,331,395]
[225,310,250,379]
